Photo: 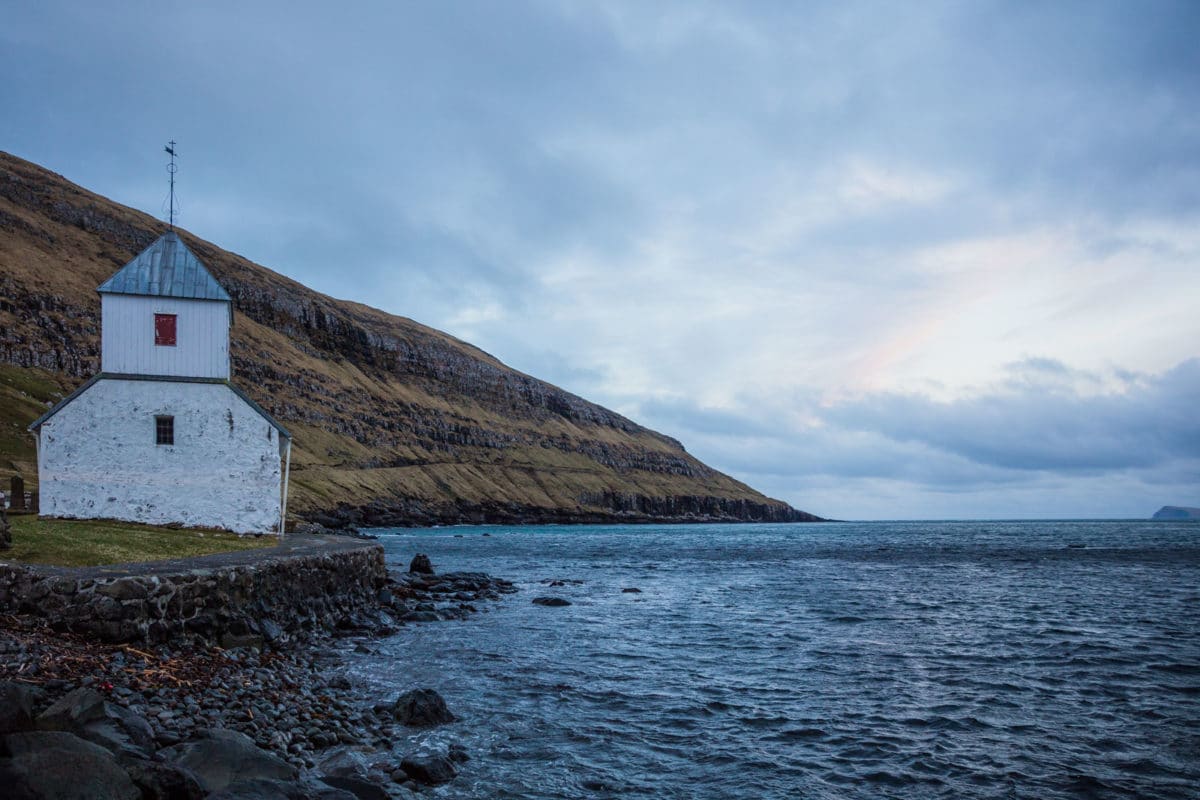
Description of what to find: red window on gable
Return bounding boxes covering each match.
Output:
[154,313,177,346]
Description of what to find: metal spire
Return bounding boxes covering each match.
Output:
[165,141,177,230]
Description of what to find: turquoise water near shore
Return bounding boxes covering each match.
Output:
[349,521,1200,799]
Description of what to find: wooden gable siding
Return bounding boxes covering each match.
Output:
[101,295,230,379]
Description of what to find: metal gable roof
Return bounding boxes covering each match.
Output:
[97,232,232,302]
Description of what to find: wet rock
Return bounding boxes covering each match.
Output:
[447,743,470,763]
[122,757,206,800]
[399,753,458,785]
[0,682,37,734]
[532,596,571,607]
[318,775,391,800]
[0,730,140,800]
[159,728,298,793]
[81,702,157,757]
[221,633,266,650]
[316,747,371,779]
[621,587,643,593]
[37,687,108,729]
[206,778,341,799]
[392,689,455,727]
[408,554,434,575]
[259,619,284,643]
[36,686,155,757]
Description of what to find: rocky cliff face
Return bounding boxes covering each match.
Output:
[0,151,822,526]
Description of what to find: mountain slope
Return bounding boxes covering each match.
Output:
[0,151,821,526]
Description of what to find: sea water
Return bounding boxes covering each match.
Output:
[346,522,1200,799]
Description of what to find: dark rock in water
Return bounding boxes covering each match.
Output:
[0,682,37,734]
[319,775,392,800]
[159,728,298,793]
[401,610,440,623]
[621,587,643,593]
[393,689,455,727]
[123,757,206,800]
[447,743,470,763]
[408,554,435,574]
[532,596,571,607]
[482,532,491,536]
[0,730,140,800]
[400,754,458,785]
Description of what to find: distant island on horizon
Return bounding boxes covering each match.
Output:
[1152,506,1200,521]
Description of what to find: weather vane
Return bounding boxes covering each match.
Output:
[165,141,178,230]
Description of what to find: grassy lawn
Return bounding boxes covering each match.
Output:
[2,515,276,567]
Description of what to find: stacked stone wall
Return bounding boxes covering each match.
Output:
[0,540,385,646]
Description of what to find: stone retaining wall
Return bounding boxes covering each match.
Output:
[0,537,386,646]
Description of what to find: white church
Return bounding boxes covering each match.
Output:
[29,231,292,535]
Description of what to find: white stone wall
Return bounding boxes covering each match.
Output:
[36,378,283,534]
[101,295,231,379]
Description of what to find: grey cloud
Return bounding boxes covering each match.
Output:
[631,359,1199,516]
[829,359,1200,472]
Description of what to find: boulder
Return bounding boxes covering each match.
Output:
[408,554,434,574]
[122,757,206,800]
[0,730,140,800]
[259,618,284,643]
[621,587,643,593]
[159,728,298,793]
[0,682,37,734]
[207,778,354,800]
[532,596,571,606]
[399,754,458,785]
[318,775,392,800]
[316,747,371,780]
[37,686,156,758]
[36,687,108,730]
[392,688,455,727]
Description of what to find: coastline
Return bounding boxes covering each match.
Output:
[305,498,825,530]
[0,548,517,798]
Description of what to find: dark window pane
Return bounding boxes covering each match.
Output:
[155,415,174,446]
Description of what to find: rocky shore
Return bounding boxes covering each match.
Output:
[306,495,825,530]
[0,558,517,799]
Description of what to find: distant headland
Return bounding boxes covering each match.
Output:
[1152,506,1200,521]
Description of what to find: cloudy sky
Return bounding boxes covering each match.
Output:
[3,1,1198,519]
